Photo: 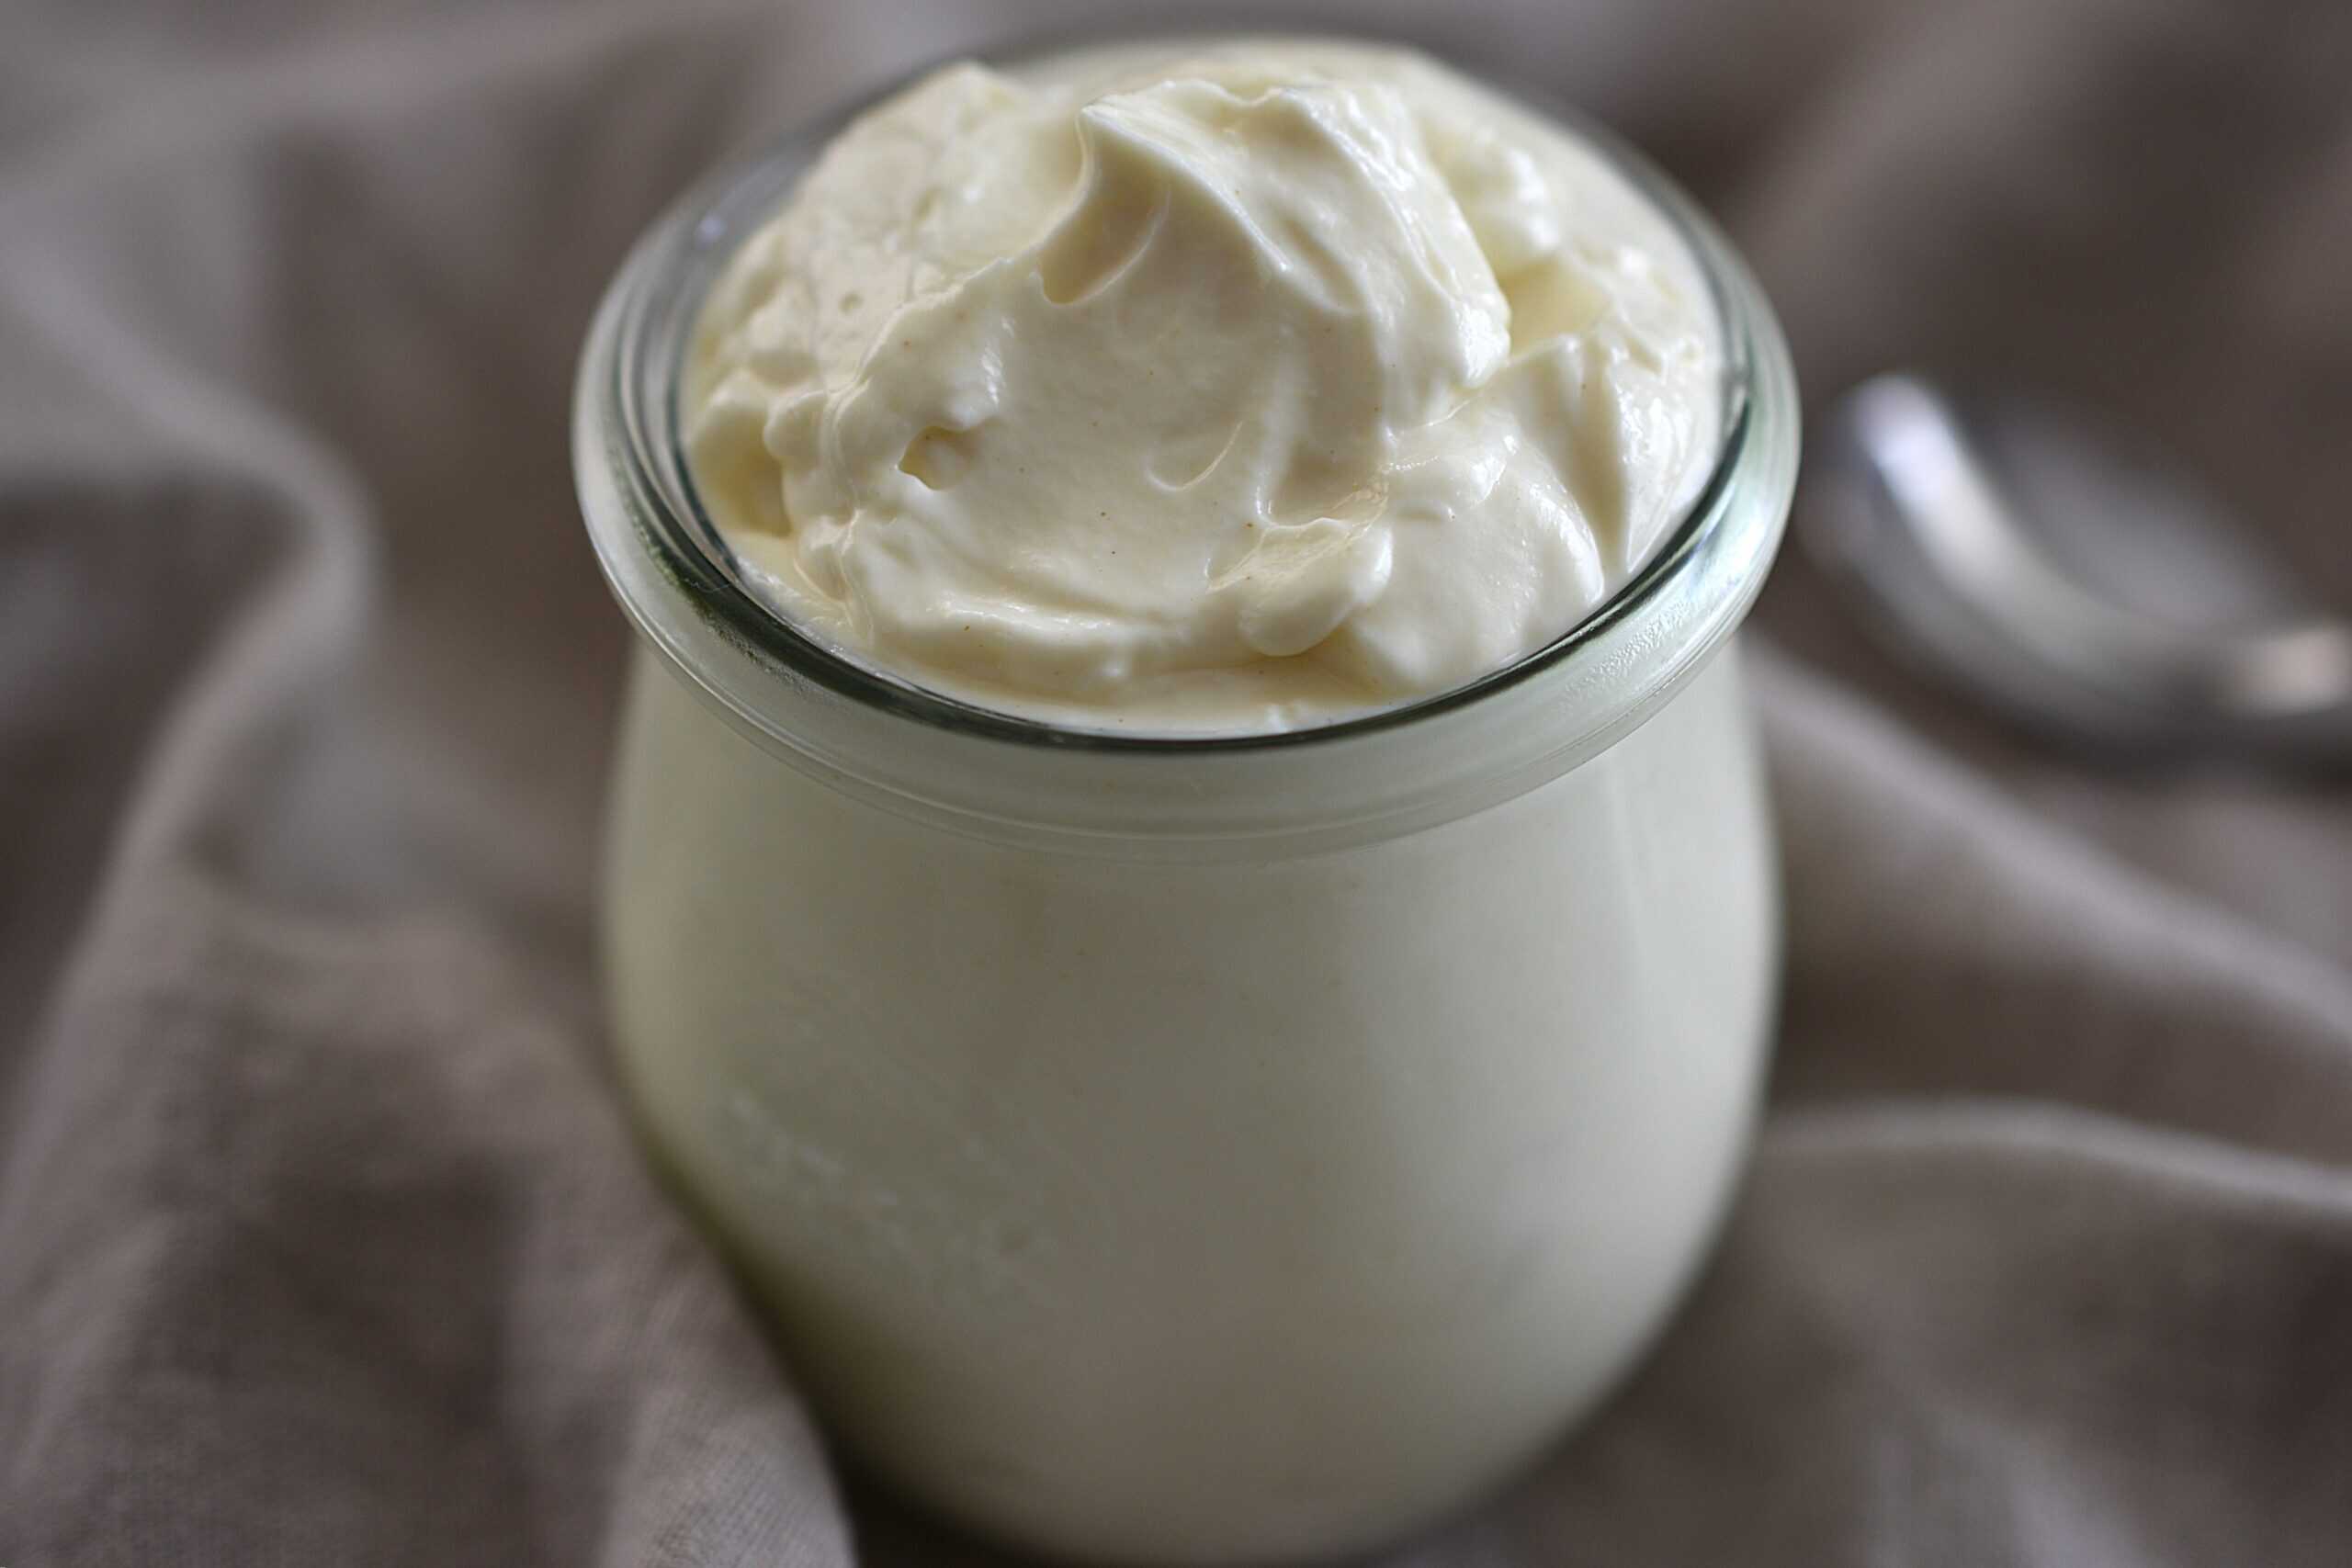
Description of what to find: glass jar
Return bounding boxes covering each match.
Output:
[575,36,1798,1568]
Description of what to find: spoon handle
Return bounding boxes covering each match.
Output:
[1805,374,2352,770]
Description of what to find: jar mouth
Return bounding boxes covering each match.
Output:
[597,28,1765,756]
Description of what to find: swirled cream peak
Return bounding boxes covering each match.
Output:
[687,40,1722,731]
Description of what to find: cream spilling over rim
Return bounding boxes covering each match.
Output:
[684,39,1724,734]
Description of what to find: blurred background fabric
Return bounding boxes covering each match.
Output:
[3,0,2350,1562]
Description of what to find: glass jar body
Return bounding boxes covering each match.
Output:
[604,637,1778,1564]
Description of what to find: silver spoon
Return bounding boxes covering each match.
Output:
[1802,374,2352,769]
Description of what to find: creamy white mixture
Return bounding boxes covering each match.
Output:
[607,649,1775,1564]
[686,40,1721,731]
[603,38,1778,1564]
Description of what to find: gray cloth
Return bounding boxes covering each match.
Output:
[4,0,2349,1562]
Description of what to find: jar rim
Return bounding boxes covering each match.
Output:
[575,27,1799,851]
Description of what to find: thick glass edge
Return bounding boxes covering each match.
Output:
[588,26,1788,759]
